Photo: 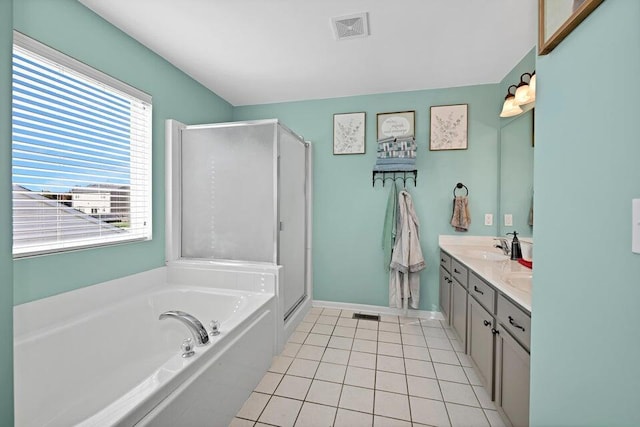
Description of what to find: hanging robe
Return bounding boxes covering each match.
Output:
[389,190,426,309]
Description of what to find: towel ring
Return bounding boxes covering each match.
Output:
[453,182,468,197]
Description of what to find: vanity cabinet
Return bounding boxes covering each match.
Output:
[467,297,495,396]
[469,272,496,313]
[495,323,530,427]
[450,277,468,351]
[440,251,451,272]
[440,246,531,427]
[439,266,452,325]
[451,258,468,288]
[497,294,531,352]
[495,294,531,426]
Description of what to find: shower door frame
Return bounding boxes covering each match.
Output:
[165,119,312,321]
[276,122,311,320]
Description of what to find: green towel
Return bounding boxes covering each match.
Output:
[382,182,398,271]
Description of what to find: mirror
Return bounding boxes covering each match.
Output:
[499,109,534,237]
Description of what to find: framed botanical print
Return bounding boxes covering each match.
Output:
[333,112,366,154]
[429,104,468,151]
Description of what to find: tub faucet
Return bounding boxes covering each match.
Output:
[159,310,210,346]
[493,238,511,256]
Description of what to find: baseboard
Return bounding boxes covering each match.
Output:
[312,300,444,321]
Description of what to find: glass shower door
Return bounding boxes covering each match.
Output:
[278,127,308,318]
[180,123,276,263]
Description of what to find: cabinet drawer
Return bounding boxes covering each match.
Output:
[497,294,531,351]
[440,251,451,273]
[469,272,496,313]
[451,259,468,288]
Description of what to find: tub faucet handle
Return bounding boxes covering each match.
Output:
[181,338,195,358]
[210,320,221,336]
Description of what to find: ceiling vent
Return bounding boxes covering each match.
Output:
[332,13,369,41]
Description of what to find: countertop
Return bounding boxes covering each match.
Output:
[439,235,532,313]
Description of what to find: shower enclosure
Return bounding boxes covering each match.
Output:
[165,119,311,321]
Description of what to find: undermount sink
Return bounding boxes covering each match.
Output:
[460,250,509,261]
[502,272,533,290]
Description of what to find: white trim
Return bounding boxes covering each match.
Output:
[312,300,444,321]
[13,31,152,104]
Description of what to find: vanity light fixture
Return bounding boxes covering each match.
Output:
[514,72,536,106]
[499,85,523,118]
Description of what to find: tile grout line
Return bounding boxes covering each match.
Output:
[242,306,500,426]
[402,319,414,425]
[442,316,495,427]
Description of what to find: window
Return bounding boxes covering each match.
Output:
[12,32,152,257]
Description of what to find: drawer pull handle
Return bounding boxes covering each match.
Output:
[473,285,484,295]
[508,316,526,332]
[483,320,491,327]
[454,268,460,274]
[441,258,446,263]
[491,328,500,335]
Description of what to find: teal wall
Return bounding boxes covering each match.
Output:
[0,0,14,424]
[11,0,234,304]
[498,48,535,237]
[235,85,500,310]
[531,1,640,425]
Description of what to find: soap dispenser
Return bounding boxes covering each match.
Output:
[507,231,523,260]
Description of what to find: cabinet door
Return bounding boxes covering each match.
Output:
[450,279,467,351]
[467,297,495,396]
[495,324,530,427]
[439,267,452,325]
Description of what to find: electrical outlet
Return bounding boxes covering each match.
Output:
[504,214,513,227]
[484,214,493,226]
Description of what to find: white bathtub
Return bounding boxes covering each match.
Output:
[14,266,277,427]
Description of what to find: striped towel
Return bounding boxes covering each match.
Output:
[378,139,417,152]
[377,150,416,159]
[375,158,416,165]
[373,163,417,172]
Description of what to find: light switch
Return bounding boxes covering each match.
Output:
[633,199,640,254]
[484,214,493,226]
[504,214,513,227]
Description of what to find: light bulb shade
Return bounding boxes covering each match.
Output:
[514,83,533,105]
[500,97,523,118]
[529,73,536,95]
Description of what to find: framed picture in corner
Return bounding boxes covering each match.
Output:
[429,104,468,151]
[333,112,366,155]
[538,0,604,55]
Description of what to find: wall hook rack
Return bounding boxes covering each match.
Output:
[453,182,468,196]
[372,170,417,187]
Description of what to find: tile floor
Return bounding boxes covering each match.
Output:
[230,307,506,427]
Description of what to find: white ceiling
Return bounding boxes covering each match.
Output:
[79,0,537,106]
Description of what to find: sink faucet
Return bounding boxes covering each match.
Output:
[493,238,511,256]
[159,310,210,346]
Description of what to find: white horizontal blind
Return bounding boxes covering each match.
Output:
[12,33,152,257]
